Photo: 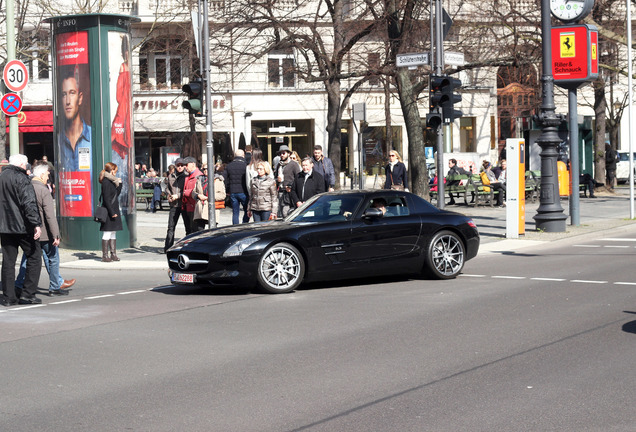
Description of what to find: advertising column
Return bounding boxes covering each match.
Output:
[47,14,139,250]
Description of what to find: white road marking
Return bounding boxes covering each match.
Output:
[531,277,567,282]
[573,245,601,248]
[459,274,487,278]
[615,282,636,286]
[604,245,630,249]
[84,294,115,300]
[492,276,526,280]
[117,290,147,295]
[11,304,46,310]
[50,299,82,305]
[571,280,608,284]
[604,238,636,242]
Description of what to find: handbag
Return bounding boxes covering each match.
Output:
[193,179,209,221]
[389,172,404,191]
[94,206,108,223]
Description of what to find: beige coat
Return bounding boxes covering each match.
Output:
[248,176,278,212]
[32,177,59,243]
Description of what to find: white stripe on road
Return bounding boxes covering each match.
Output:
[573,245,601,248]
[117,290,147,295]
[604,245,630,249]
[459,274,487,278]
[50,299,82,305]
[615,282,636,286]
[84,294,116,299]
[604,238,636,242]
[531,277,567,282]
[571,279,608,284]
[492,276,526,280]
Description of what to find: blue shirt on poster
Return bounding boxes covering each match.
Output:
[60,120,92,172]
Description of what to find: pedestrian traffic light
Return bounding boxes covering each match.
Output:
[182,79,204,116]
[426,74,445,129]
[440,76,462,123]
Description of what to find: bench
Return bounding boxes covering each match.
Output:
[429,174,471,205]
[465,174,498,207]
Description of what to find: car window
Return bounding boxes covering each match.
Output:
[289,195,363,222]
[363,195,410,218]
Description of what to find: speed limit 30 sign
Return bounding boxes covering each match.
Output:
[3,60,29,92]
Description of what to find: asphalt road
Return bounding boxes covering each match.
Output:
[2,226,636,431]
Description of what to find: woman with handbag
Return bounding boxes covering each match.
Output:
[247,162,278,222]
[384,150,408,191]
[192,165,209,232]
[99,162,123,262]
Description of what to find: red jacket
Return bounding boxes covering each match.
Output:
[182,168,204,212]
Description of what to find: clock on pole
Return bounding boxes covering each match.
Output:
[550,0,594,23]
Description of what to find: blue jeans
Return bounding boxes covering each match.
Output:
[252,210,271,222]
[230,193,249,224]
[16,241,62,291]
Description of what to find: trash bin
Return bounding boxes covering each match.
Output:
[557,160,570,196]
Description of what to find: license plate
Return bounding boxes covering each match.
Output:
[171,272,194,284]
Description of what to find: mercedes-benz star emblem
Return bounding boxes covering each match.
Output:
[178,254,190,270]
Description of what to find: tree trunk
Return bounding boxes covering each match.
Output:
[395,68,429,199]
[325,81,342,189]
[593,78,607,187]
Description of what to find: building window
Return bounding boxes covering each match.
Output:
[459,117,476,152]
[368,53,380,86]
[139,38,186,90]
[268,51,295,88]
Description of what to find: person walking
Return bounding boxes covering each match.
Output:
[274,145,301,217]
[164,158,189,251]
[606,142,617,190]
[248,162,278,221]
[99,162,123,262]
[312,145,336,191]
[20,162,75,295]
[291,157,326,207]
[223,149,249,224]
[384,150,408,191]
[0,154,43,306]
[246,148,272,194]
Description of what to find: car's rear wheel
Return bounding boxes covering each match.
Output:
[425,230,465,279]
[257,243,305,293]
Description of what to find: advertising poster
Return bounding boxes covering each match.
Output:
[108,32,134,213]
[55,30,93,217]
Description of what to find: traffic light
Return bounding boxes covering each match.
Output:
[440,76,462,123]
[182,79,204,116]
[426,74,445,129]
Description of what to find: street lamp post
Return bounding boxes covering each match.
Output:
[533,0,567,232]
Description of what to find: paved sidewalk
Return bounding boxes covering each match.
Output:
[10,186,636,270]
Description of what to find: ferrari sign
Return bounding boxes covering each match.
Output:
[551,24,598,88]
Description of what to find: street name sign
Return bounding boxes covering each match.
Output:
[3,60,29,92]
[445,52,465,67]
[1,93,23,116]
[396,52,430,68]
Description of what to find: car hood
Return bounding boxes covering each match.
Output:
[169,220,308,251]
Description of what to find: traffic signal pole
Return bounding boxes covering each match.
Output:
[201,0,216,226]
[433,0,445,209]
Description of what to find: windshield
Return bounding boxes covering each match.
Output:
[285,194,364,222]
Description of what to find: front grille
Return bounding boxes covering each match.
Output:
[168,251,210,272]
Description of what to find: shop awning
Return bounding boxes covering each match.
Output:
[5,110,53,133]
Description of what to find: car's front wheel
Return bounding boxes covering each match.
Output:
[425,230,465,279]
[257,242,305,293]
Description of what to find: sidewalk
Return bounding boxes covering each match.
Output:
[45,186,636,270]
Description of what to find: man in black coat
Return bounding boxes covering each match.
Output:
[0,154,43,306]
[164,158,188,252]
[291,157,326,207]
[223,149,249,224]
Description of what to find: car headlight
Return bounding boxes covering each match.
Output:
[222,237,260,257]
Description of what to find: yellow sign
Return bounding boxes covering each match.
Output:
[591,43,597,60]
[560,32,576,58]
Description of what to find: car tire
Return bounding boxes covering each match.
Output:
[257,242,305,294]
[425,230,465,279]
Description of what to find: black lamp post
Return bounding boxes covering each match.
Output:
[533,0,567,232]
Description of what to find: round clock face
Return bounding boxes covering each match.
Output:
[550,0,594,22]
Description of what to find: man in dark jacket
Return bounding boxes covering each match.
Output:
[0,154,43,306]
[291,157,326,207]
[223,149,249,224]
[312,145,336,191]
[274,145,300,217]
[164,158,188,251]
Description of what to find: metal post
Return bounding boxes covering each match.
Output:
[434,0,445,208]
[6,0,18,155]
[533,0,567,232]
[202,0,216,226]
[627,0,635,219]
[569,89,580,226]
[358,126,363,189]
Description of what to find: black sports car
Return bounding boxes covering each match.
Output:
[167,190,480,294]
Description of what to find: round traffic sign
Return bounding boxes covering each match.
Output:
[1,93,23,116]
[3,60,29,92]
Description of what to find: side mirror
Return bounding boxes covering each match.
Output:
[363,207,384,219]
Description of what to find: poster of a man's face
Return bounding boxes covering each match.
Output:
[55,30,93,217]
